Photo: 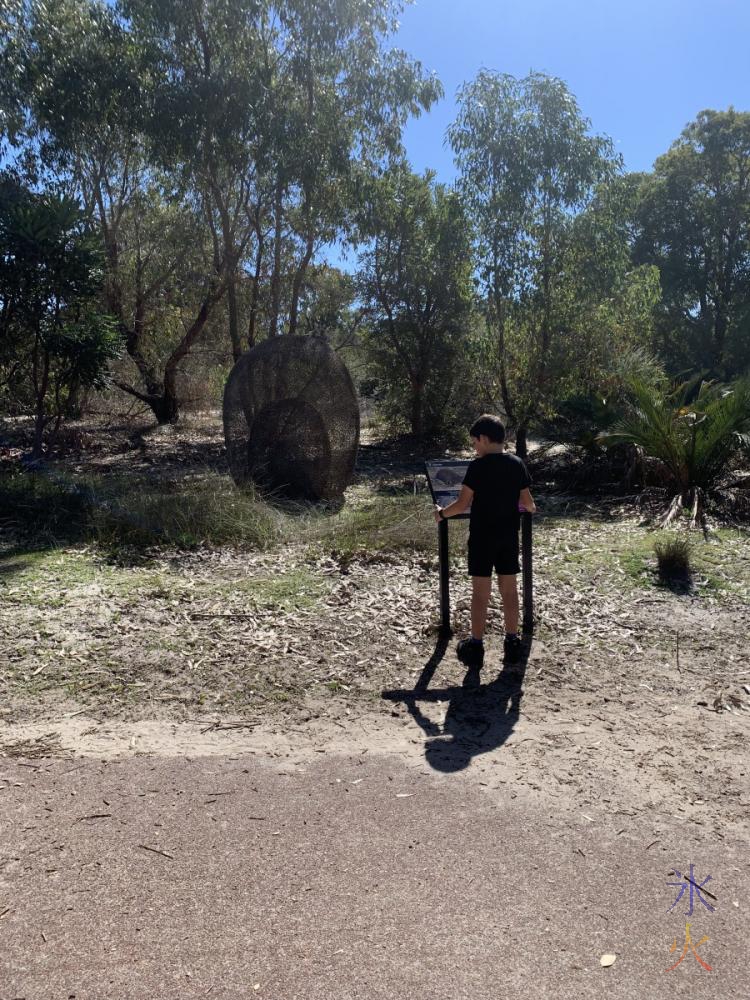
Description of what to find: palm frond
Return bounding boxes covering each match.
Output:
[599,376,750,512]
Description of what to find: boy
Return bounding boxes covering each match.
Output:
[433,414,536,668]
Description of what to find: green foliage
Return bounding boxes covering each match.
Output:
[312,494,438,563]
[600,376,750,523]
[356,167,475,437]
[13,4,749,435]
[0,463,441,559]
[634,109,750,378]
[9,0,443,421]
[0,180,121,455]
[542,347,667,451]
[0,0,29,146]
[447,71,624,451]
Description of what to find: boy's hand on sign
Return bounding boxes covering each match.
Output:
[519,488,537,514]
[433,505,443,524]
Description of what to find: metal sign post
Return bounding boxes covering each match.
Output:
[437,515,451,634]
[521,511,533,633]
[425,460,533,637]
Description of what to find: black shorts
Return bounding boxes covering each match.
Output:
[468,533,520,576]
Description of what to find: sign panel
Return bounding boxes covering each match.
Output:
[424,460,471,518]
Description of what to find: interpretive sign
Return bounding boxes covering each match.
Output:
[424,460,472,515]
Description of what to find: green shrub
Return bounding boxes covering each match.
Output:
[600,376,750,526]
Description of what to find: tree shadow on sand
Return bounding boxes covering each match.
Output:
[382,633,531,773]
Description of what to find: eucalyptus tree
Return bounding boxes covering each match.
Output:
[447,71,621,456]
[356,167,474,437]
[14,0,441,422]
[226,0,443,341]
[296,264,362,346]
[556,173,661,396]
[16,0,193,420]
[121,0,442,351]
[634,109,750,378]
[0,0,28,147]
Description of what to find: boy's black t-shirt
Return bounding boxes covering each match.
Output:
[462,452,531,538]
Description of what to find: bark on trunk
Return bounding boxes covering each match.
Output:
[160,288,222,423]
[247,232,265,349]
[116,286,224,424]
[491,283,515,424]
[31,334,50,460]
[151,384,181,425]
[515,424,528,460]
[269,178,284,337]
[713,306,728,374]
[410,383,423,438]
[227,276,242,362]
[288,233,315,336]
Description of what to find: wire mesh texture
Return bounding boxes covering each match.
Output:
[223,335,360,503]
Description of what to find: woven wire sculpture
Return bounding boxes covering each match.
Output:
[223,335,360,503]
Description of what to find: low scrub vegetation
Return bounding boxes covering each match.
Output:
[654,534,693,587]
[600,376,750,528]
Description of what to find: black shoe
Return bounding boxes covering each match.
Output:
[503,634,523,665]
[462,664,482,690]
[457,638,484,668]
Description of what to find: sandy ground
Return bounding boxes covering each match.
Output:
[1,414,749,996]
[1,711,748,999]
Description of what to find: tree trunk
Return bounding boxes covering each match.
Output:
[116,286,224,424]
[288,232,315,336]
[32,409,47,461]
[65,375,82,419]
[515,424,528,460]
[160,287,222,422]
[491,279,515,424]
[269,178,284,337]
[713,304,728,376]
[31,340,51,461]
[227,275,242,362]
[410,383,423,437]
[247,231,265,349]
[151,384,181,425]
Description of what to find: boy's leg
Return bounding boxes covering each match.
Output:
[470,576,492,640]
[497,574,519,634]
[458,575,490,669]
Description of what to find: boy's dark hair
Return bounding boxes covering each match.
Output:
[470,414,506,443]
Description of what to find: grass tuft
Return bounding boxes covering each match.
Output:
[0,469,287,551]
[306,493,449,564]
[654,533,693,585]
[91,476,286,550]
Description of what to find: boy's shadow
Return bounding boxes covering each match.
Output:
[382,634,530,773]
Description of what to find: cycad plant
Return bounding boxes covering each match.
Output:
[599,377,750,527]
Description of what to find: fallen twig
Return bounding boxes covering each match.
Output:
[138,844,174,860]
[190,613,257,620]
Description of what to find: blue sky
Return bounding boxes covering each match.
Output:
[393,0,750,179]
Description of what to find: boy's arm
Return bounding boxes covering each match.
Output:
[434,485,473,522]
[519,488,536,513]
